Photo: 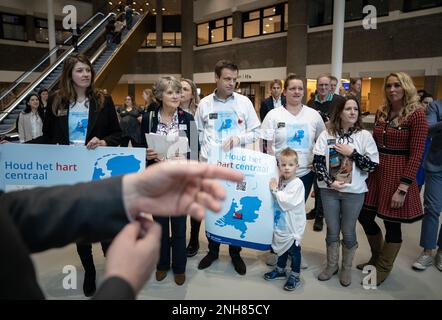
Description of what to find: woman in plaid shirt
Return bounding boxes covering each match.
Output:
[357,72,428,285]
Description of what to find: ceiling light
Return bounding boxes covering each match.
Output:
[269,18,273,21]
[108,1,113,5]
[265,24,270,27]
[162,8,166,11]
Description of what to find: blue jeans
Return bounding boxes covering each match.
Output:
[277,243,301,274]
[320,188,365,248]
[299,170,315,202]
[154,216,187,274]
[420,170,442,249]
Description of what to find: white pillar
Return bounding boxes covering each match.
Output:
[47,0,57,64]
[331,0,345,93]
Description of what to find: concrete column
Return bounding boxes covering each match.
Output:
[286,0,308,79]
[424,76,439,97]
[331,0,345,92]
[181,0,194,79]
[156,0,163,48]
[232,11,242,40]
[47,0,57,63]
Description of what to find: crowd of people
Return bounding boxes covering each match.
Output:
[3,52,441,299]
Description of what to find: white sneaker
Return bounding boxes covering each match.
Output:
[412,251,433,271]
[435,251,442,272]
[266,252,278,266]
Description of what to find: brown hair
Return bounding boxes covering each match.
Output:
[283,73,304,91]
[271,79,283,88]
[52,53,104,115]
[327,95,364,136]
[214,60,238,78]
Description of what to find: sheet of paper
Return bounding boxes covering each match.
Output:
[145,133,189,159]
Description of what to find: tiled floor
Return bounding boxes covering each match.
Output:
[32,197,442,300]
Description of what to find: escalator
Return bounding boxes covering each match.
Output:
[92,12,149,92]
[0,11,118,137]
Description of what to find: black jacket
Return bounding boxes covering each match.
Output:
[140,106,198,166]
[32,93,122,146]
[260,95,286,121]
[0,177,134,300]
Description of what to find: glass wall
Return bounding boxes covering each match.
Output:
[196,17,232,46]
[0,13,26,41]
[242,3,287,38]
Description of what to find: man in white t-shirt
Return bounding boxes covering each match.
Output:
[194,60,261,275]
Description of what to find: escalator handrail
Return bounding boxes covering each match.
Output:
[62,12,105,45]
[0,12,116,124]
[94,12,147,80]
[0,12,106,103]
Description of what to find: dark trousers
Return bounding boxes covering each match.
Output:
[358,208,402,243]
[120,136,138,147]
[154,216,187,274]
[76,241,111,272]
[277,243,301,274]
[312,179,324,217]
[299,171,315,202]
[188,217,201,245]
[208,239,241,258]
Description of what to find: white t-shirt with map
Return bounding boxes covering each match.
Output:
[261,105,326,177]
[272,177,306,255]
[195,92,261,161]
[313,129,379,194]
[68,100,89,145]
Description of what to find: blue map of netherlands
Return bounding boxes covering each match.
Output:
[215,196,262,238]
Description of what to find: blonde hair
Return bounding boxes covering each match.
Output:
[279,148,299,164]
[142,88,157,105]
[180,78,200,114]
[377,72,422,126]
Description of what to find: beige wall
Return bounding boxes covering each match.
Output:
[111,84,128,107]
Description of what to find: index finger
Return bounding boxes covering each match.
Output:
[155,161,244,183]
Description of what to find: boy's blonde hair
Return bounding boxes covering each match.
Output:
[278,148,299,164]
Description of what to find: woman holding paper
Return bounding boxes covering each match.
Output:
[139,76,195,285]
[312,96,379,286]
[33,53,122,297]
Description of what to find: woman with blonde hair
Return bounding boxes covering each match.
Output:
[180,78,199,116]
[357,72,428,285]
[141,88,158,114]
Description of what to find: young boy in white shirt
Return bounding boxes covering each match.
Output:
[264,148,306,291]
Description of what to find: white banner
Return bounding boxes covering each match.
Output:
[206,147,278,250]
[0,144,146,192]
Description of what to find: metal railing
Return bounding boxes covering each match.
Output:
[0,12,116,128]
[0,12,105,104]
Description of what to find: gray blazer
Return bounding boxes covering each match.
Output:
[424,100,442,172]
